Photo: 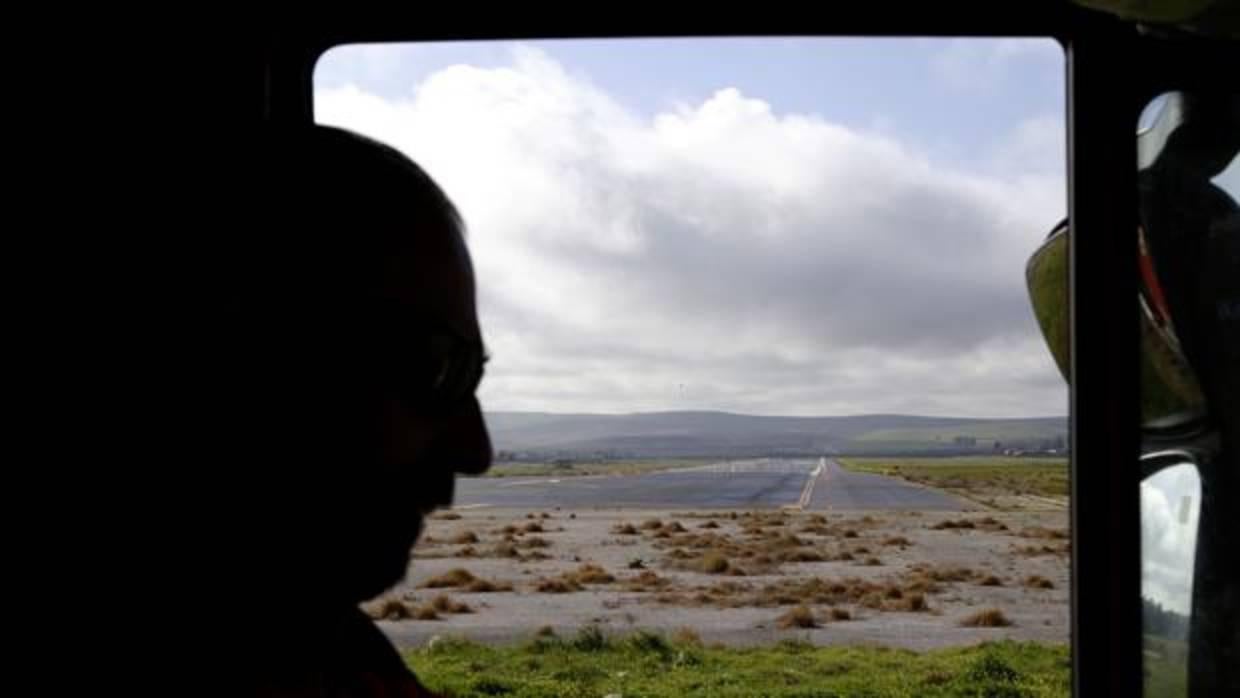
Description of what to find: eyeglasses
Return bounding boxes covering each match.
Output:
[250,296,488,416]
[387,322,488,415]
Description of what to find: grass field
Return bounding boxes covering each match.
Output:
[406,630,1069,697]
[853,425,1061,446]
[481,459,707,478]
[839,457,1068,509]
[1143,634,1187,698]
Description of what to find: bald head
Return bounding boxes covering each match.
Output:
[224,125,491,606]
[243,125,467,297]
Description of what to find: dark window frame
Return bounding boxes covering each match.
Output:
[248,9,1238,694]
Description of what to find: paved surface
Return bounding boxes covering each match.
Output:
[808,459,974,511]
[454,459,815,509]
[453,458,972,511]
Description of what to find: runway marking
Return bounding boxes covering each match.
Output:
[449,503,492,509]
[499,478,564,487]
[790,459,826,510]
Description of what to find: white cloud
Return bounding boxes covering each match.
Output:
[1141,464,1202,615]
[316,46,1067,416]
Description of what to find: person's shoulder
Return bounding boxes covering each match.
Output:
[333,607,442,697]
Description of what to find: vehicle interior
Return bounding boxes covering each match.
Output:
[174,2,1238,695]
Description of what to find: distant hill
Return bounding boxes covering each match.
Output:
[485,410,1067,459]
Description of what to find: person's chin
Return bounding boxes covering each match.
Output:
[382,513,423,578]
[346,513,423,602]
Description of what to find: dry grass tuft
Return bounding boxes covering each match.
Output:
[1019,526,1068,540]
[491,541,520,558]
[411,605,440,621]
[535,577,582,593]
[624,570,673,592]
[428,593,474,614]
[893,592,928,612]
[930,519,975,530]
[960,608,1012,627]
[909,563,975,583]
[976,516,1009,531]
[568,563,616,585]
[777,548,825,563]
[464,578,514,593]
[1014,543,1069,556]
[699,551,731,574]
[367,599,413,621]
[776,605,818,628]
[419,568,477,589]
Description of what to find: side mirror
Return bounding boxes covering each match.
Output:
[1025,220,1070,384]
[1024,220,1209,430]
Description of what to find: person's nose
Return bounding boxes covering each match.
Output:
[445,395,492,476]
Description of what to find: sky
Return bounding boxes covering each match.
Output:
[1141,463,1201,616]
[314,38,1078,417]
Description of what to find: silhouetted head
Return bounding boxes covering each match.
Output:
[221,125,491,609]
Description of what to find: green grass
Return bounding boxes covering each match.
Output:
[839,457,1068,502]
[408,632,1070,697]
[482,459,706,478]
[1143,634,1187,698]
[853,425,1062,445]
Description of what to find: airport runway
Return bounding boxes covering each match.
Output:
[453,458,972,511]
[453,459,813,509]
[807,459,973,511]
